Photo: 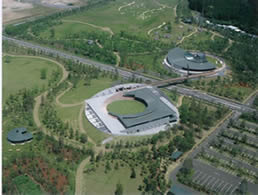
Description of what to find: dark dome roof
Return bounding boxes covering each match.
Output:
[7,127,33,144]
[167,48,215,71]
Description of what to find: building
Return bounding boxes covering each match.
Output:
[171,151,183,161]
[109,87,178,134]
[7,127,33,144]
[164,47,216,74]
[85,84,179,136]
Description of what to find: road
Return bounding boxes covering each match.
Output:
[169,91,258,195]
[4,36,256,114]
[169,86,257,113]
[3,36,154,83]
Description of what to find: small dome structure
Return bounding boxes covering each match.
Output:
[7,127,33,144]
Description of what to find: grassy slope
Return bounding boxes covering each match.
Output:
[2,55,60,103]
[107,100,146,115]
[40,21,106,40]
[59,78,113,104]
[83,161,142,195]
[63,0,179,37]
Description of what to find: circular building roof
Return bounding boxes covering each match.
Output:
[7,127,33,144]
[167,47,216,71]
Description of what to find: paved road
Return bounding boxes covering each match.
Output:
[169,92,258,195]
[4,36,257,115]
[3,36,154,83]
[169,86,257,113]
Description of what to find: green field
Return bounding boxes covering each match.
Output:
[107,100,146,115]
[2,55,61,103]
[13,175,43,195]
[59,78,113,104]
[83,161,142,195]
[64,0,179,36]
[40,21,108,40]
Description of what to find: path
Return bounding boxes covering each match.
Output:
[177,95,184,107]
[75,157,90,195]
[118,1,135,12]
[224,39,233,52]
[147,22,166,35]
[173,4,177,18]
[176,27,198,45]
[114,52,121,67]
[139,1,169,20]
[62,20,114,36]
[165,111,233,183]
[55,82,84,107]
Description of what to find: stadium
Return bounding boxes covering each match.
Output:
[164,47,216,75]
[85,84,179,136]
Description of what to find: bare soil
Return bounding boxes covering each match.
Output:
[3,0,34,23]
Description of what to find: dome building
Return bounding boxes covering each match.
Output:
[164,47,216,74]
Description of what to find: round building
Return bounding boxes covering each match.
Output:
[164,47,216,74]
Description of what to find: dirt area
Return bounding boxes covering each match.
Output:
[3,0,82,24]
[41,0,79,5]
[3,0,34,23]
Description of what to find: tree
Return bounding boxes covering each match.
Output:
[238,179,248,195]
[182,158,193,175]
[40,68,47,80]
[114,183,123,195]
[130,167,136,178]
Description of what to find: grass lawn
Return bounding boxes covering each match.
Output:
[2,55,61,103]
[206,55,222,68]
[107,100,146,115]
[59,78,113,104]
[56,105,81,130]
[13,175,43,195]
[63,0,179,36]
[40,21,107,40]
[83,161,142,195]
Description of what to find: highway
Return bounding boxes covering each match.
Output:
[168,86,257,113]
[3,36,257,113]
[3,36,155,83]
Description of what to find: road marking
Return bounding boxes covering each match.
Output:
[193,171,202,182]
[215,181,224,192]
[229,186,238,195]
[224,184,233,194]
[201,175,212,186]
[220,183,230,193]
[209,178,220,190]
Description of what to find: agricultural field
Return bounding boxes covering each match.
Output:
[107,100,146,115]
[2,55,61,103]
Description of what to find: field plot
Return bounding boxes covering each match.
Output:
[3,55,61,103]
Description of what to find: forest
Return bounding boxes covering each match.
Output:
[188,0,258,34]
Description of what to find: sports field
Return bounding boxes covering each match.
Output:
[107,100,146,115]
[3,55,61,103]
